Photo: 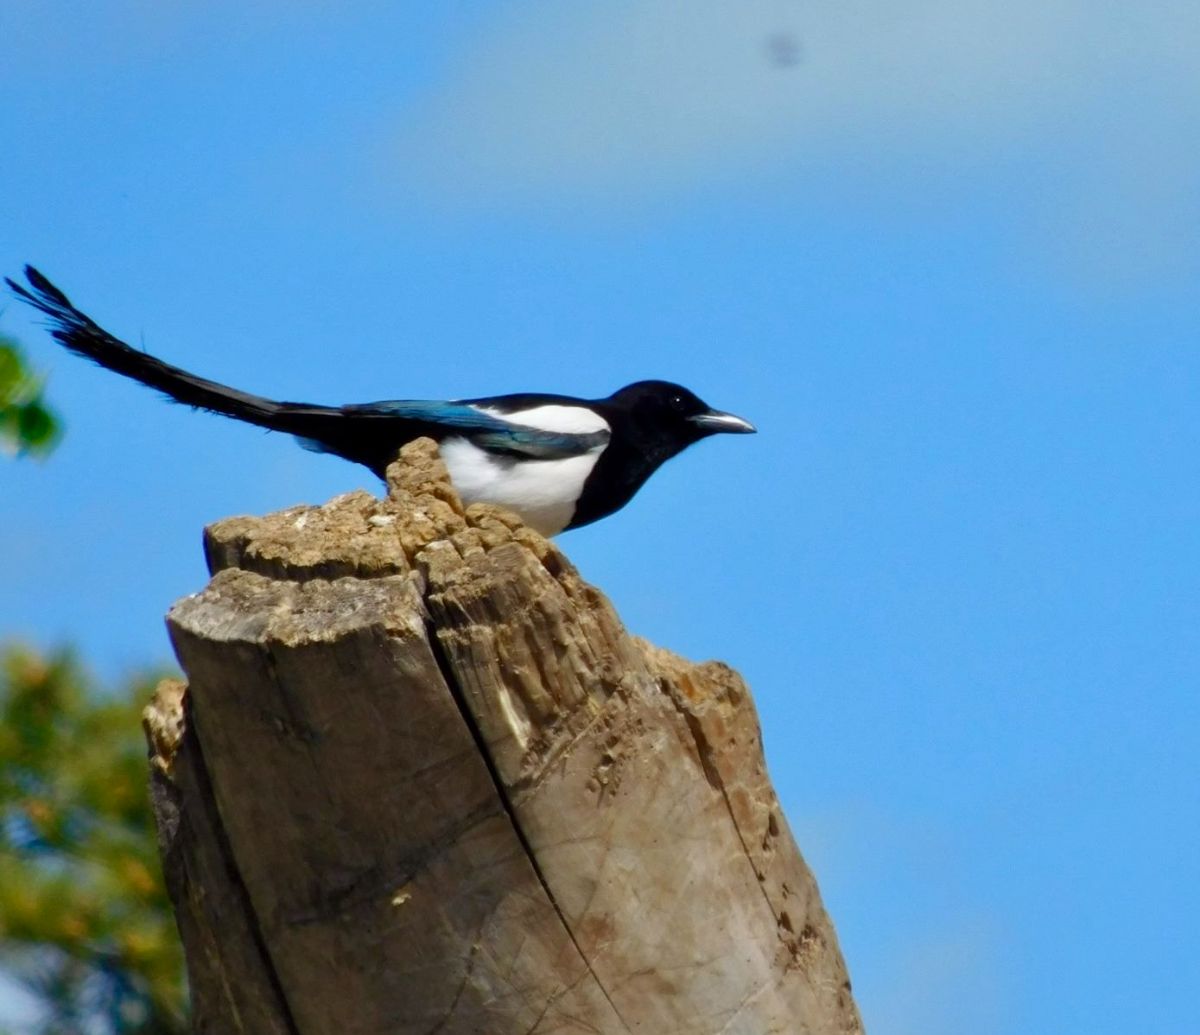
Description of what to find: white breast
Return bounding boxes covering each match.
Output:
[439,437,605,536]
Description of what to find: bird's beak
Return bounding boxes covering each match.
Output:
[688,409,757,435]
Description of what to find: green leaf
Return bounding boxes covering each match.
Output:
[0,344,22,403]
[0,338,60,456]
[17,402,58,453]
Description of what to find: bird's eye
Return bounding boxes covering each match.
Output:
[668,394,686,411]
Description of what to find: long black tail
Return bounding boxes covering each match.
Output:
[5,266,344,432]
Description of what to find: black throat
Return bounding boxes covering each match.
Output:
[565,406,697,530]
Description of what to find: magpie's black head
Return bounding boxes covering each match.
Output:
[603,380,755,461]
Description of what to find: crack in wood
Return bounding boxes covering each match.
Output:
[662,680,802,966]
[182,707,304,1035]
[424,619,636,1035]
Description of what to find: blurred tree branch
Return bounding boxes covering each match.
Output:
[1,335,183,1031]
[0,646,186,1034]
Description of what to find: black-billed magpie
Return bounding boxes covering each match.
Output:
[8,267,755,535]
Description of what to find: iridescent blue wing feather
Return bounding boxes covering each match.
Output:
[346,400,608,460]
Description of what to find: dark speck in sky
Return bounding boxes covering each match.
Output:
[765,31,802,68]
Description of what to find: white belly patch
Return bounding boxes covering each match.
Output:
[438,436,604,536]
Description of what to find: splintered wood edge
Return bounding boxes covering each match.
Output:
[143,678,188,777]
[144,676,299,1035]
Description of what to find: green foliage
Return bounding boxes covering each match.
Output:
[0,646,186,1035]
[0,338,59,457]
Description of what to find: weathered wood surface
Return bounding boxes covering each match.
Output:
[145,439,863,1035]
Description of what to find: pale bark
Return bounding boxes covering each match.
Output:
[144,439,863,1035]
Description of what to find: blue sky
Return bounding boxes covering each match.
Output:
[2,3,1198,1032]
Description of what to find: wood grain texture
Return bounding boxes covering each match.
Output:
[145,438,863,1035]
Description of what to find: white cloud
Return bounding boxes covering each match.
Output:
[392,1,1197,192]
[389,1,1200,287]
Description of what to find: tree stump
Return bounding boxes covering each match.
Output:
[143,439,863,1035]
